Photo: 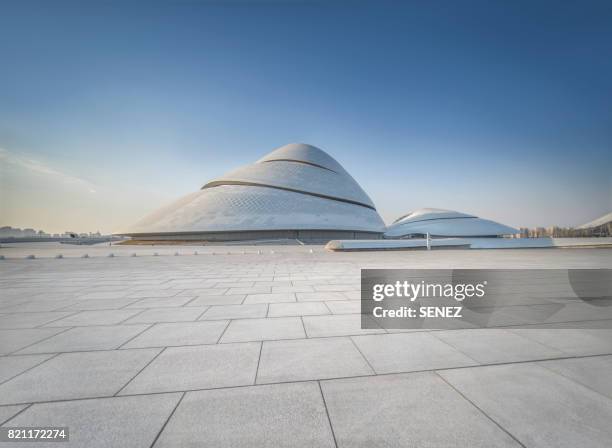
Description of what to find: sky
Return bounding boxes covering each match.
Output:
[1,0,611,234]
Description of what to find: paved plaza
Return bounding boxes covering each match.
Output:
[0,245,611,447]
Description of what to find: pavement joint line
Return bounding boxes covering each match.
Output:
[6,327,74,356]
[347,336,378,375]
[148,391,186,448]
[317,380,339,448]
[426,331,487,365]
[194,305,211,321]
[434,371,528,448]
[254,341,264,385]
[299,315,307,338]
[32,311,81,329]
[0,353,61,386]
[215,320,232,344]
[0,403,33,426]
[322,301,334,314]
[178,295,200,307]
[118,298,148,310]
[114,346,166,396]
[118,309,148,324]
[2,352,612,407]
[117,323,156,349]
[535,358,612,401]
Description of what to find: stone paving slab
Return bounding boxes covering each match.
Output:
[267,301,330,317]
[0,354,54,383]
[16,325,150,354]
[124,306,209,323]
[220,317,305,343]
[119,342,260,394]
[257,337,374,383]
[0,349,160,405]
[510,327,612,356]
[0,328,68,355]
[200,303,267,320]
[185,294,245,306]
[3,393,181,448]
[433,328,564,364]
[0,312,76,330]
[121,321,228,349]
[321,372,521,447]
[351,332,478,374]
[0,404,27,426]
[302,314,385,337]
[154,382,335,448]
[44,310,142,327]
[439,363,612,448]
[537,355,612,399]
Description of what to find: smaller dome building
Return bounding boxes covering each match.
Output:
[384,208,517,239]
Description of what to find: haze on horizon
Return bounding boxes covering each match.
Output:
[1,0,611,234]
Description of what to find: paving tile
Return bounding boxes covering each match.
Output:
[125,296,195,308]
[0,312,75,329]
[0,299,78,313]
[296,292,347,302]
[271,286,315,293]
[314,284,358,292]
[185,294,245,306]
[16,325,150,354]
[351,332,478,374]
[0,328,68,355]
[227,286,271,295]
[6,393,181,448]
[77,290,129,300]
[537,355,612,399]
[257,337,373,383]
[214,281,254,288]
[439,363,612,448]
[510,327,612,356]
[243,293,296,304]
[126,289,179,299]
[267,301,329,317]
[200,304,267,320]
[121,321,228,348]
[220,317,305,343]
[154,382,335,448]
[124,307,208,323]
[176,288,229,297]
[433,328,564,363]
[325,300,361,314]
[321,372,520,448]
[44,310,142,327]
[0,404,27,425]
[119,342,260,394]
[0,349,160,405]
[0,354,54,383]
[62,298,139,310]
[302,314,385,338]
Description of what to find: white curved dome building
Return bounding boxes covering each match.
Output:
[122,143,386,242]
[384,208,517,239]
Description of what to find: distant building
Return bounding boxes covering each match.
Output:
[384,208,517,239]
[119,143,386,242]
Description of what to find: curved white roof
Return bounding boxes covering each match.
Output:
[122,143,386,235]
[576,212,612,229]
[385,208,517,238]
[256,143,347,173]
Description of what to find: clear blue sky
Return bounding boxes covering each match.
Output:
[1,0,611,233]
